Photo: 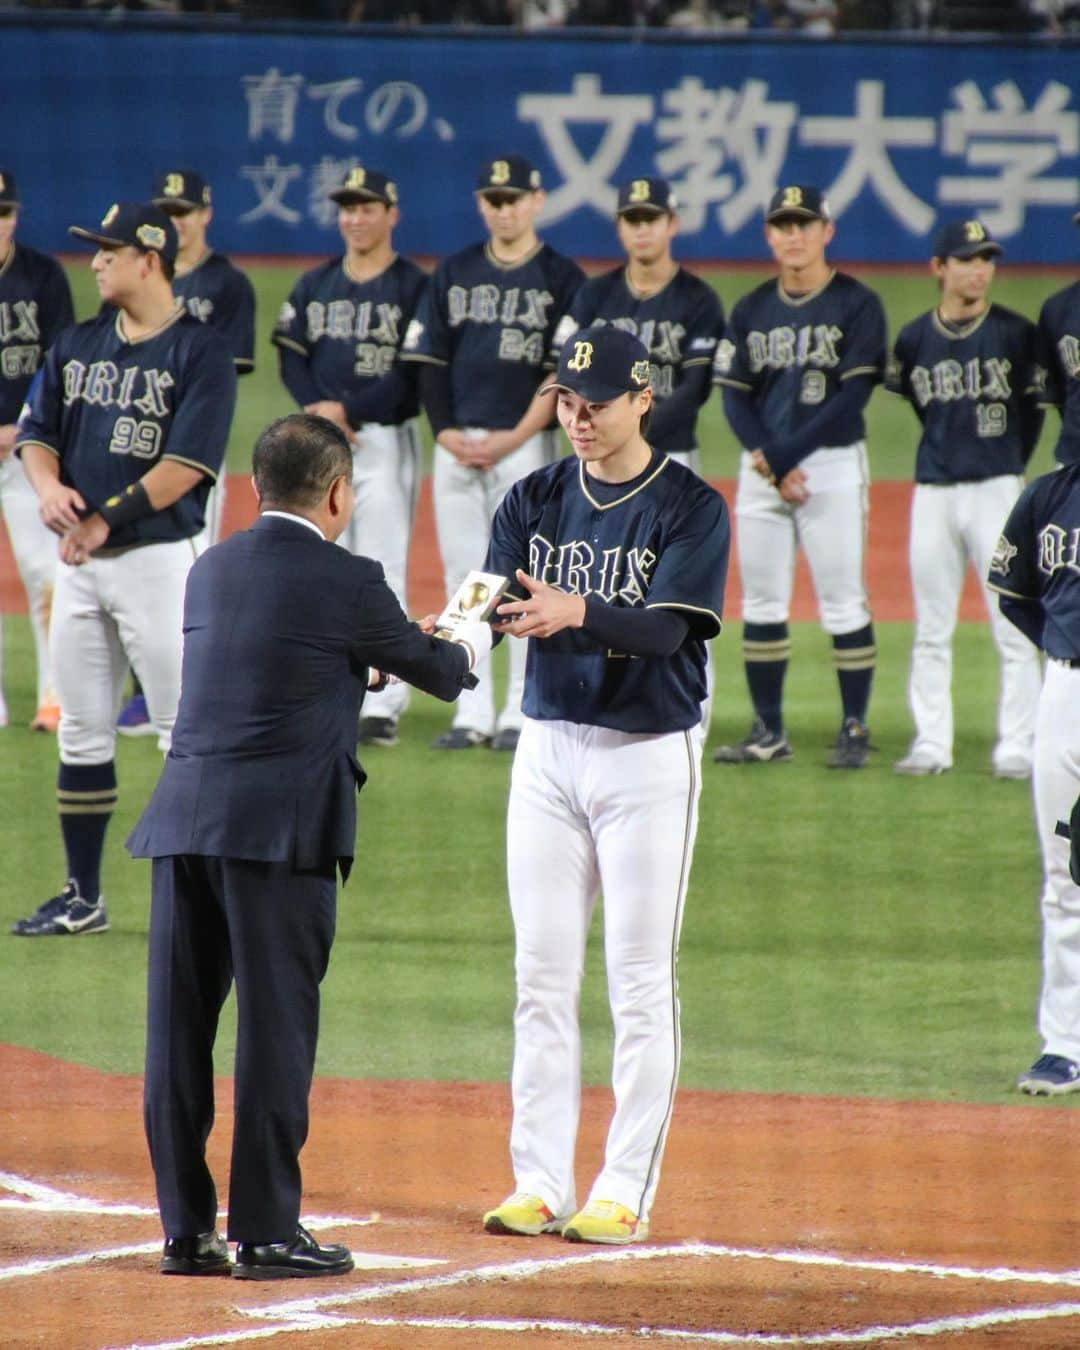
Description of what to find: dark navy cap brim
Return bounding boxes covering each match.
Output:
[329,189,392,205]
[540,377,638,401]
[68,226,128,248]
[152,196,203,211]
[937,242,1004,260]
[616,203,668,217]
[766,206,827,223]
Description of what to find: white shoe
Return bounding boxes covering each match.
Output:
[993,756,1031,781]
[894,751,950,776]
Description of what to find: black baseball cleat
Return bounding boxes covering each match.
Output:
[431,728,490,750]
[358,716,398,747]
[826,716,873,769]
[712,717,792,764]
[232,1224,354,1280]
[160,1231,231,1276]
[11,881,109,936]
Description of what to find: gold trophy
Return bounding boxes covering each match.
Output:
[434,570,510,640]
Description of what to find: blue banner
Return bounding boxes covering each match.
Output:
[3,21,1078,263]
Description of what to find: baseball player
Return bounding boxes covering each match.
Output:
[0,169,75,733]
[987,458,1080,1093]
[1036,208,1080,468]
[712,185,886,768]
[887,220,1044,778]
[9,202,236,937]
[479,326,729,1244]
[551,176,723,473]
[116,169,257,739]
[273,165,426,748]
[401,153,584,752]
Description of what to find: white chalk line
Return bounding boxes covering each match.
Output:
[111,1243,1080,1350]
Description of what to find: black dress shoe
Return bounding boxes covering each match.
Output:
[232,1224,354,1280]
[160,1231,231,1276]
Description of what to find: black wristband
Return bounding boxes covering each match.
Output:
[98,480,153,531]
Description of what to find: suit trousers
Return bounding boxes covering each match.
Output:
[144,854,336,1243]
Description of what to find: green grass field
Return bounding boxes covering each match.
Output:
[1,260,1068,1110]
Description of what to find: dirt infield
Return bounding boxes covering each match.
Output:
[0,474,988,625]
[3,1043,1080,1349]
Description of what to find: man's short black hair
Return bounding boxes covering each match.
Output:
[253,413,352,511]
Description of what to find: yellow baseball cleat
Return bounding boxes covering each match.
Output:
[562,1199,648,1245]
[482,1192,564,1236]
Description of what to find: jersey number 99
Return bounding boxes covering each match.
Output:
[109,417,163,459]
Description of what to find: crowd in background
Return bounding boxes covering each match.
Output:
[6,0,1079,36]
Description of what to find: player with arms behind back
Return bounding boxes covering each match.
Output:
[273,165,427,748]
[480,326,729,1246]
[10,203,236,938]
[401,154,584,752]
[712,185,886,769]
[887,220,1043,779]
[1036,208,1080,471]
[0,169,75,732]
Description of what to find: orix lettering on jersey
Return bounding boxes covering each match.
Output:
[1037,526,1080,577]
[905,357,1014,408]
[744,324,843,373]
[61,359,174,419]
[529,533,656,606]
[447,284,554,366]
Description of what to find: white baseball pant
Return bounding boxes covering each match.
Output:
[51,537,202,762]
[736,443,872,635]
[1,454,59,708]
[434,430,552,737]
[338,420,420,723]
[906,477,1040,772]
[1031,660,1080,1061]
[504,717,702,1225]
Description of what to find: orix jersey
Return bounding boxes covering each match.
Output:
[173,251,256,373]
[14,307,236,547]
[0,242,75,424]
[713,271,886,446]
[886,303,1042,483]
[484,451,729,734]
[988,462,1080,660]
[1037,281,1080,466]
[551,266,723,454]
[401,241,584,428]
[272,255,426,424]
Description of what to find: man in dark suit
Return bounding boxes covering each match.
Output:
[128,412,488,1280]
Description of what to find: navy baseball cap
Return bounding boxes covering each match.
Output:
[329,165,398,207]
[932,219,1002,260]
[476,154,542,196]
[616,177,677,217]
[69,202,179,266]
[540,326,652,401]
[0,170,19,208]
[766,185,830,223]
[152,169,211,211]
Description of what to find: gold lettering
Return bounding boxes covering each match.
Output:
[567,340,594,372]
[629,179,650,202]
[964,220,986,242]
[782,186,803,207]
[490,160,511,186]
[163,173,185,197]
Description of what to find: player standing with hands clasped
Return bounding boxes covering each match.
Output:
[887,220,1043,778]
[273,166,426,748]
[402,154,584,752]
[9,203,236,937]
[0,169,75,732]
[712,185,886,769]
[480,325,729,1244]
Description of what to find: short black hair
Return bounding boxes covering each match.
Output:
[252,413,352,511]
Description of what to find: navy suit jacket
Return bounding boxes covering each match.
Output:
[127,514,474,880]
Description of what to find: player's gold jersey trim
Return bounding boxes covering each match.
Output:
[624,264,682,305]
[931,306,991,341]
[985,580,1032,600]
[162,452,219,483]
[775,269,836,308]
[577,454,669,511]
[115,304,185,347]
[483,241,543,273]
[11,438,60,460]
[271,334,308,357]
[343,253,398,287]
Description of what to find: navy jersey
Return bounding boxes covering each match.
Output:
[172,251,256,373]
[0,242,75,425]
[1037,281,1080,466]
[551,266,723,454]
[14,307,236,547]
[401,242,584,428]
[272,254,426,423]
[988,462,1080,659]
[886,303,1042,483]
[713,271,886,445]
[484,452,729,734]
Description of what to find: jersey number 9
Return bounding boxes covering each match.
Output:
[109,417,163,460]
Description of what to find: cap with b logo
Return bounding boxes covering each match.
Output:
[476,154,542,196]
[0,170,19,208]
[616,177,677,217]
[766,185,830,223]
[328,165,398,207]
[932,219,1003,260]
[151,170,211,211]
[69,202,179,266]
[540,325,653,401]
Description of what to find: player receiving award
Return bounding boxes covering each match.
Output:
[479,325,729,1246]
